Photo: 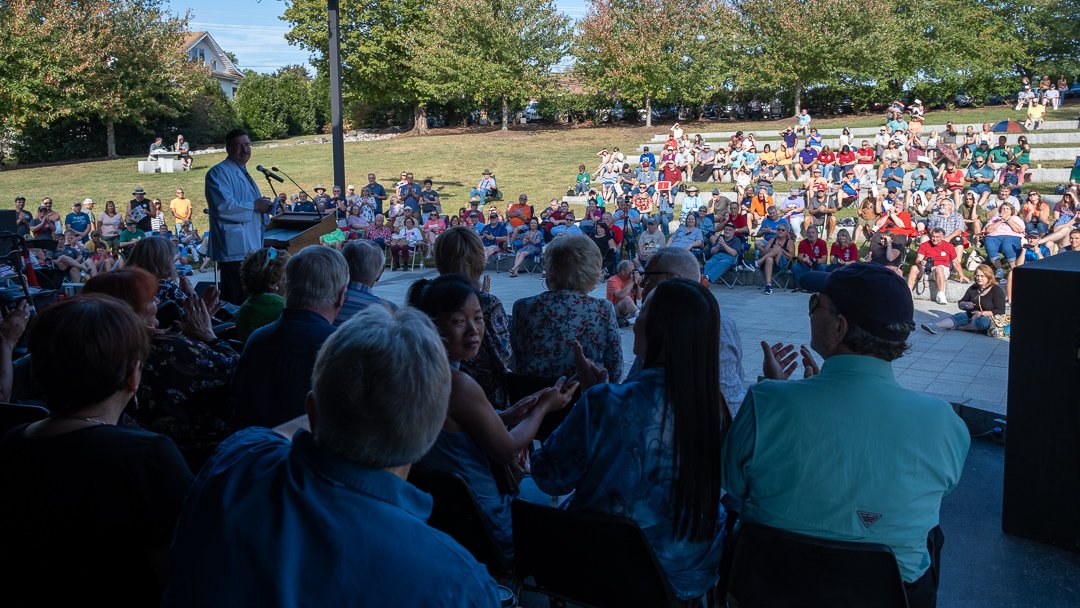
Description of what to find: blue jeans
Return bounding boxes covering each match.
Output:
[1025,220,1048,236]
[984,235,1021,263]
[949,312,991,331]
[469,188,491,204]
[791,261,816,281]
[575,182,590,195]
[704,253,738,283]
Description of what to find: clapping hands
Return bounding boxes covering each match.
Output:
[761,341,820,380]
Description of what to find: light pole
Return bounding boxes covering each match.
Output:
[328,0,345,191]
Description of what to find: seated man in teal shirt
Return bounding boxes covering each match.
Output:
[721,263,970,608]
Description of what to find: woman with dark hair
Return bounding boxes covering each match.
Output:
[922,264,1006,335]
[532,278,729,601]
[0,295,193,606]
[83,268,238,469]
[236,247,290,342]
[589,221,617,278]
[409,273,577,566]
[508,217,544,277]
[126,236,187,324]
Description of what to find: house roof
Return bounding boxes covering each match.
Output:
[182,31,243,80]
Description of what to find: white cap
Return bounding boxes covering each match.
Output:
[914,99,922,104]
[82,197,93,205]
[347,184,355,190]
[917,155,931,164]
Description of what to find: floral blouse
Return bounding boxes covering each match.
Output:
[135,332,240,468]
[366,225,393,241]
[510,290,622,381]
[460,292,513,408]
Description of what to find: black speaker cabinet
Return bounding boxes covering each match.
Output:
[1002,252,1080,551]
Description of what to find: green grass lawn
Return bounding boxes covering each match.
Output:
[1,104,1076,235]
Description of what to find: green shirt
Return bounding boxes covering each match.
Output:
[576,171,591,185]
[989,145,1010,163]
[235,292,285,343]
[1010,145,1029,166]
[972,147,992,163]
[721,355,970,583]
[118,228,145,244]
[1070,164,1080,184]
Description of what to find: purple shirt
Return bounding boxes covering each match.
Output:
[798,148,818,165]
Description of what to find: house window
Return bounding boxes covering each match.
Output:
[211,60,217,70]
[191,48,205,63]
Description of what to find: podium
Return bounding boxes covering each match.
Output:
[263,212,337,254]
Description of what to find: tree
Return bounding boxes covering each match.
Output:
[987,0,1080,79]
[283,0,438,134]
[234,68,318,141]
[409,0,571,130]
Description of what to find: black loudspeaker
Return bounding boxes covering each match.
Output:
[1002,252,1080,551]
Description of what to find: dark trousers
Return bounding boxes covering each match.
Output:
[905,525,945,608]
[218,260,244,305]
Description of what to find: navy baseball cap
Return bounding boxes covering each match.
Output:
[798,263,914,342]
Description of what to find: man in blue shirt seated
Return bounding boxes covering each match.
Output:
[721,264,970,608]
[164,306,501,607]
[882,158,905,191]
[639,146,656,168]
[232,246,348,429]
[334,240,397,327]
[480,212,509,259]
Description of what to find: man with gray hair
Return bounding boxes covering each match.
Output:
[586,247,746,412]
[334,240,397,327]
[233,245,349,429]
[165,306,501,606]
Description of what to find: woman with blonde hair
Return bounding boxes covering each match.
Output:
[922,264,1006,335]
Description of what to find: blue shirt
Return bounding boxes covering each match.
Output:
[205,158,265,262]
[721,355,969,583]
[639,152,656,167]
[398,183,422,213]
[882,166,905,190]
[232,309,336,429]
[368,182,387,214]
[533,368,726,600]
[798,148,818,165]
[164,428,500,607]
[480,222,508,246]
[757,217,790,240]
[65,212,90,234]
[333,281,397,327]
[967,164,994,186]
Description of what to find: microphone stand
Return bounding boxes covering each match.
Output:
[273,166,325,220]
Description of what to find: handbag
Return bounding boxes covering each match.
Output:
[987,313,1011,338]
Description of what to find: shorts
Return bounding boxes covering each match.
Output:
[970,184,991,195]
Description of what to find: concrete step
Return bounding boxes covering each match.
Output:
[649,120,1079,141]
[560,189,1066,208]
[640,132,1080,152]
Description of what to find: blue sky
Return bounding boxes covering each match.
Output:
[175,0,589,74]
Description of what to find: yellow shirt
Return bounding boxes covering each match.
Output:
[170,197,192,221]
[1027,105,1045,120]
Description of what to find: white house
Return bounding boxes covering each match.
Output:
[182,31,244,99]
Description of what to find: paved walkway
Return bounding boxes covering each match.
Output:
[361,266,1011,415]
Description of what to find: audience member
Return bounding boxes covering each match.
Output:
[755,222,795,295]
[907,228,967,304]
[828,229,859,271]
[83,269,239,468]
[704,222,745,284]
[511,234,622,380]
[923,264,1006,335]
[534,278,728,602]
[334,240,396,326]
[791,225,828,283]
[235,247,289,342]
[723,264,970,608]
[126,236,188,325]
[232,246,347,429]
[605,260,641,322]
[436,227,513,408]
[410,274,578,566]
[0,295,192,606]
[164,306,501,606]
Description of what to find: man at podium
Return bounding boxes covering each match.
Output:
[206,129,271,304]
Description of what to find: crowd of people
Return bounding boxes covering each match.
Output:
[0,101,1073,605]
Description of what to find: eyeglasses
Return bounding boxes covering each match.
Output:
[808,293,838,316]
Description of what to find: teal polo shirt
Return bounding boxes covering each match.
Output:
[721,354,970,582]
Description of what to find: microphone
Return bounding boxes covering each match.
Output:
[256,165,283,183]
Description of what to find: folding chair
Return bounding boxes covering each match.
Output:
[724,522,909,608]
[407,469,507,575]
[511,499,690,608]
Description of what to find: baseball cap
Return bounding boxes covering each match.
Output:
[798,263,915,341]
[712,188,721,195]
[15,196,25,202]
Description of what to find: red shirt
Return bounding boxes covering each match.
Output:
[817,151,836,165]
[944,169,965,189]
[606,274,636,305]
[608,224,623,245]
[856,147,875,164]
[831,242,859,263]
[917,240,957,266]
[798,238,828,266]
[879,211,916,237]
[720,213,749,233]
[661,166,682,183]
[838,150,856,165]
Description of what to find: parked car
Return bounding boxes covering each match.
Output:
[1065,83,1080,99]
[523,102,541,123]
[834,97,855,114]
[718,102,745,121]
[987,93,1017,106]
[763,98,786,119]
[954,91,976,108]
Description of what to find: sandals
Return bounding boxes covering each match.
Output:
[509,268,518,277]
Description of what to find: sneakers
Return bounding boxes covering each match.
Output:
[935,292,948,305]
[922,323,939,335]
[741,261,756,272]
[994,268,1005,280]
[763,284,773,295]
